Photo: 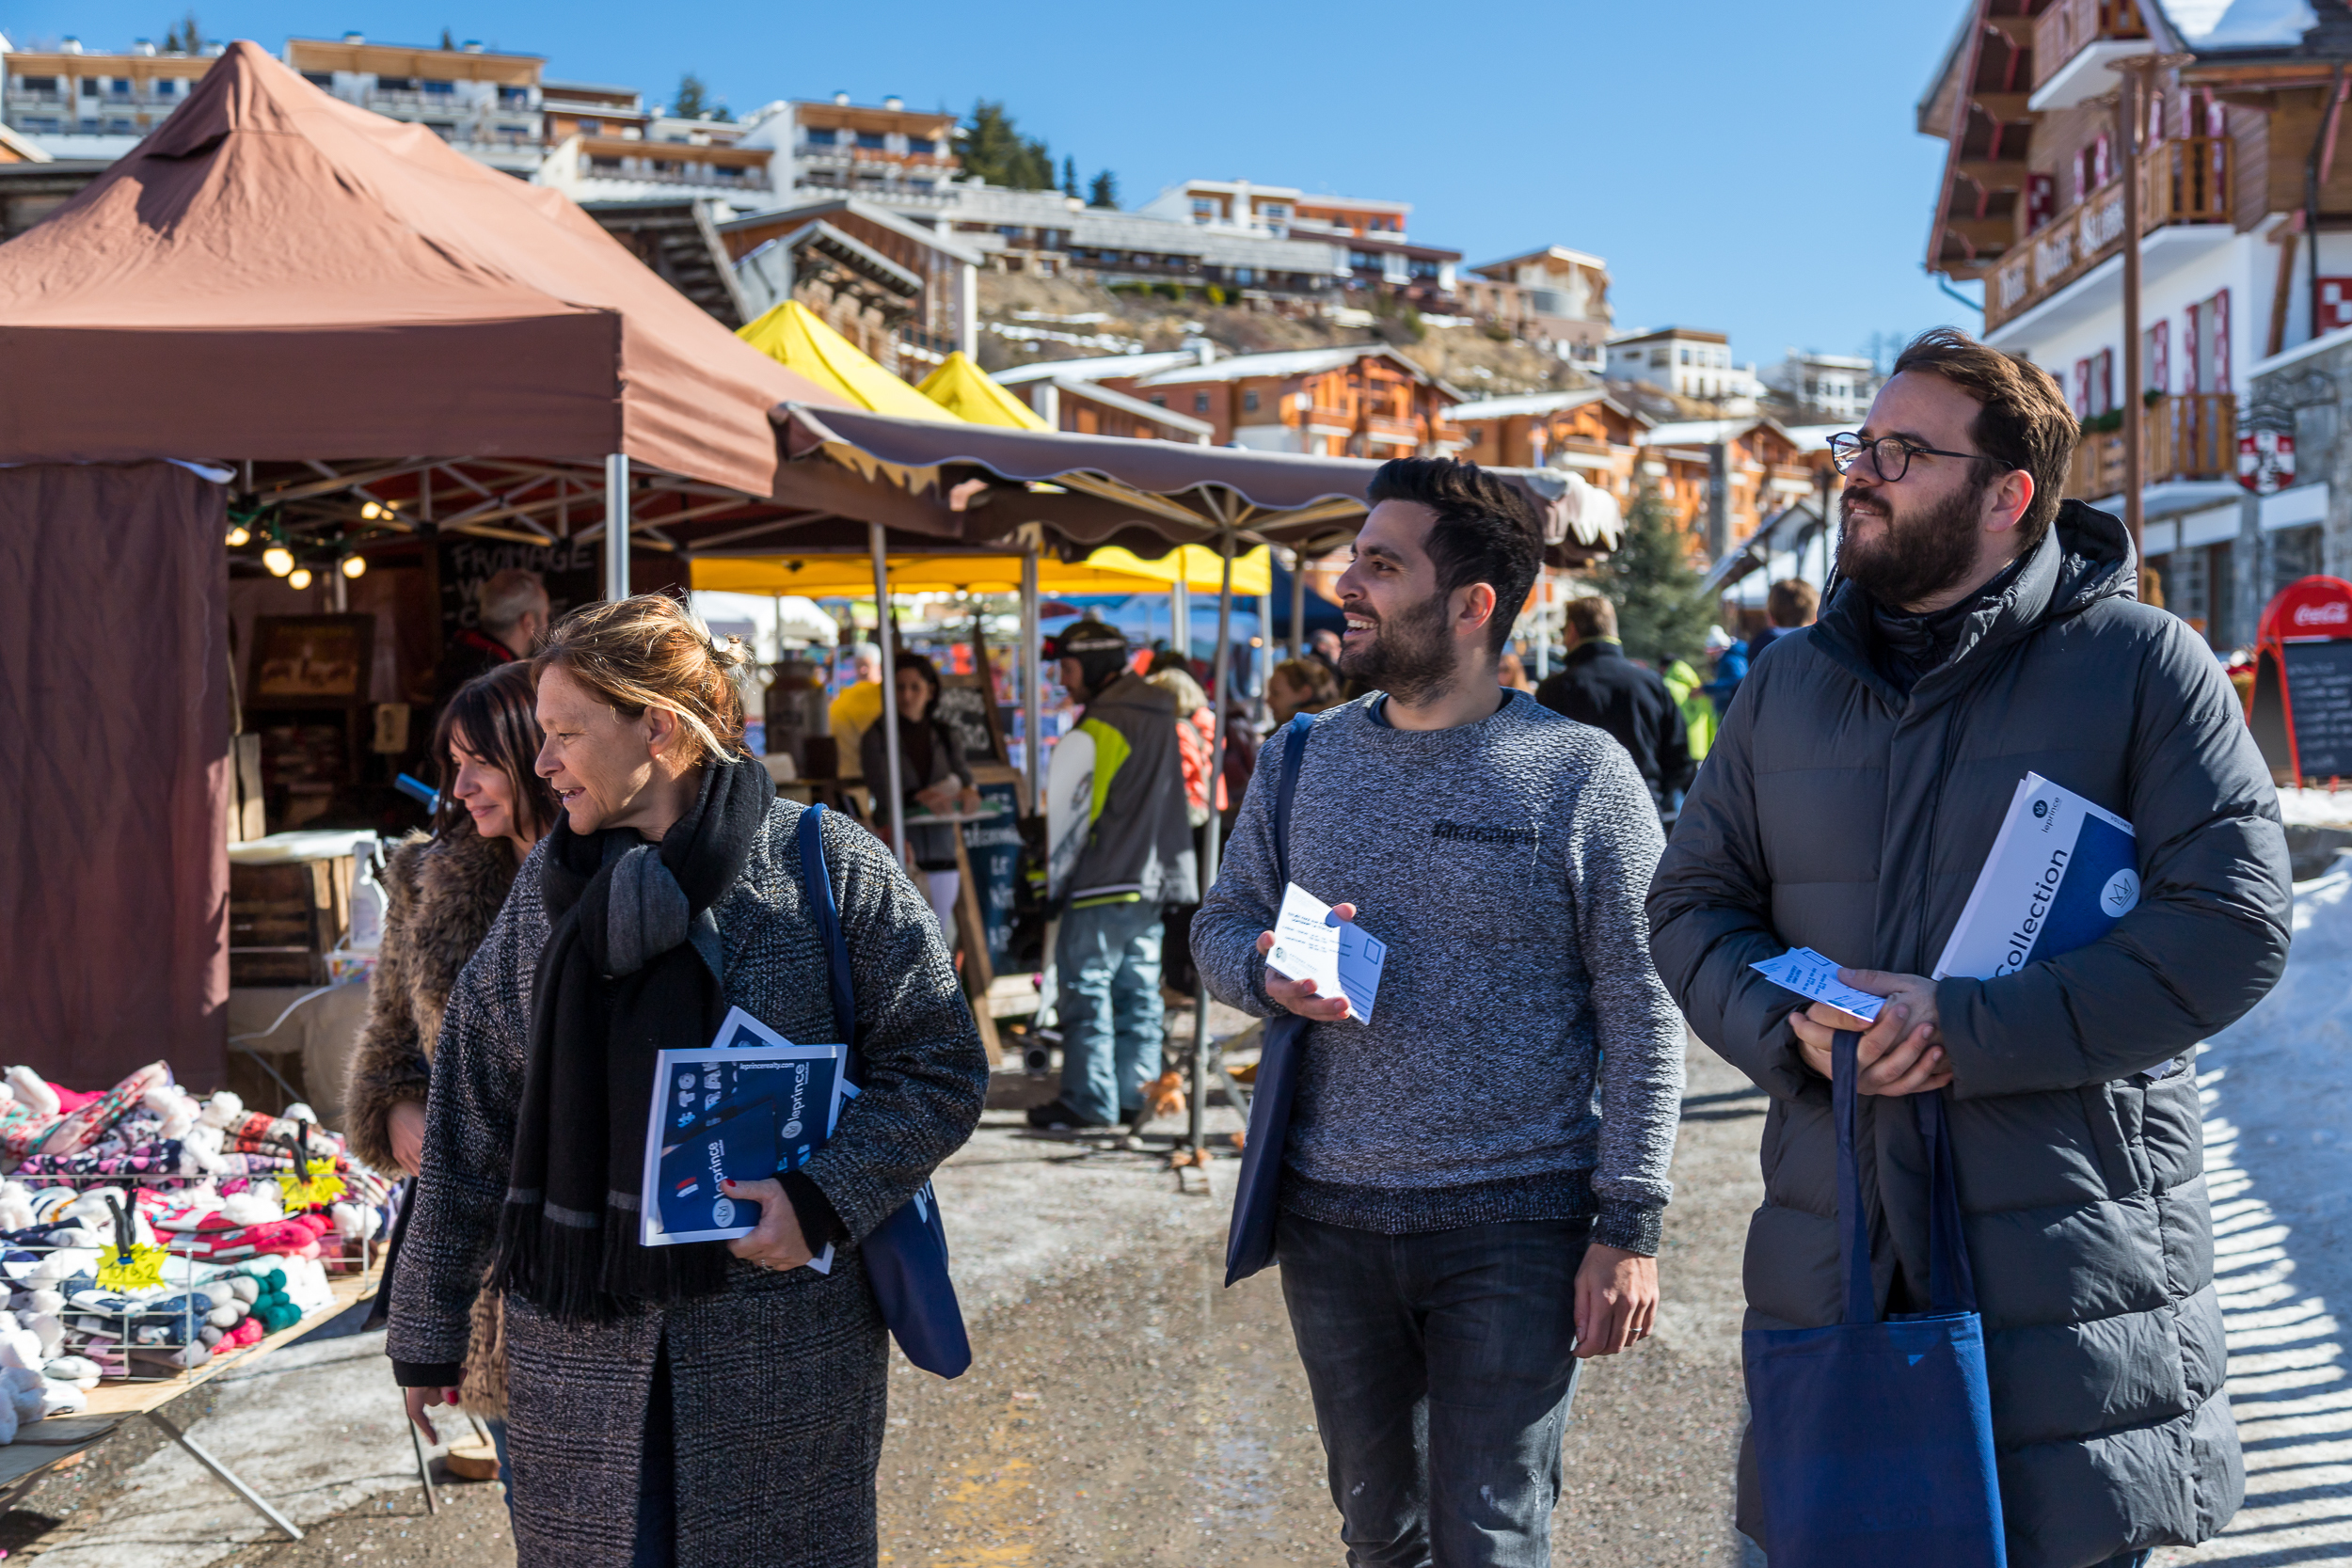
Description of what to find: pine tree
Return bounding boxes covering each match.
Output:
[1087,168,1119,209]
[672,72,710,120]
[960,101,1054,190]
[1060,156,1079,198]
[439,26,454,49]
[1597,484,1713,667]
[163,11,199,52]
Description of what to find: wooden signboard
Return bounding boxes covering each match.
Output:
[2249,575,2352,785]
[247,615,373,708]
[436,534,600,643]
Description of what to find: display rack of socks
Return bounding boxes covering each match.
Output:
[0,1065,393,1421]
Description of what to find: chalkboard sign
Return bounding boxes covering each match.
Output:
[933,673,1009,767]
[962,776,1024,974]
[2284,639,2352,780]
[437,535,600,641]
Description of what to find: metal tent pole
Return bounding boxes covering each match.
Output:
[1171,573,1190,660]
[603,453,629,601]
[1022,541,1041,803]
[870,522,905,862]
[1288,547,1306,659]
[1190,525,1236,1163]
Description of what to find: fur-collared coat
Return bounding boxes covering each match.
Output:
[386,800,989,1568]
[344,826,517,1174]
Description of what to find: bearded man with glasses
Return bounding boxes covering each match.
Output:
[1648,327,2291,1568]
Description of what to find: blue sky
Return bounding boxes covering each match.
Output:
[1,0,1978,368]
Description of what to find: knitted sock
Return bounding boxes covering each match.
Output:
[37,1065,168,1158]
[4,1069,58,1118]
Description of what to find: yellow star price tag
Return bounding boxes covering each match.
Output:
[95,1243,168,1291]
[277,1169,346,1210]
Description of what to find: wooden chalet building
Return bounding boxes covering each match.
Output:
[997,344,1467,457]
[1921,0,2352,643]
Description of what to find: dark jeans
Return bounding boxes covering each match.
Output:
[1276,1209,1593,1568]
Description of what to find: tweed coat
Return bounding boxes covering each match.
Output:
[387,798,989,1568]
[343,825,516,1175]
[1648,502,2293,1568]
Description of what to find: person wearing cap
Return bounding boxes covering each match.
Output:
[1030,616,1199,1132]
[1701,624,1748,720]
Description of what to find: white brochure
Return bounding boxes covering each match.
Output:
[1750,946,1887,1023]
[1265,882,1388,1025]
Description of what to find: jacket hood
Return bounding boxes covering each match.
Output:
[1812,498,2138,710]
[2042,498,2138,621]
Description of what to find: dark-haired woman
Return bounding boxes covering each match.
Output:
[346,662,555,1177]
[347,663,555,1444]
[858,652,979,942]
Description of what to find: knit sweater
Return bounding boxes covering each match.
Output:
[1192,689,1686,1254]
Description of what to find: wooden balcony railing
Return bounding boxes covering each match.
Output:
[1987,137,2230,331]
[2032,0,2149,94]
[2065,393,2236,499]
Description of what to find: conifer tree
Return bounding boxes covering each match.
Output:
[1597,483,1713,667]
[1087,169,1119,209]
[959,101,1054,189]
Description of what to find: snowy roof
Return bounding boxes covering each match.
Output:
[1048,376,1216,436]
[1134,344,1433,387]
[1641,417,1790,448]
[992,350,1200,387]
[2169,0,2315,48]
[1778,423,1847,452]
[1447,388,1613,421]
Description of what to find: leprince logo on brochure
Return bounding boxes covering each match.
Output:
[639,1007,848,1271]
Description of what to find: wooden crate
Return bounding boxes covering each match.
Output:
[228,857,351,987]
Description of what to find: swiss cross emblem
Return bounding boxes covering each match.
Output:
[2239,430,2296,495]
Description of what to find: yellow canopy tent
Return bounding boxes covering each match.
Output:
[691,544,1271,597]
[736,301,958,422]
[916,353,1051,430]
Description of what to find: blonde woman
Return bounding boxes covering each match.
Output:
[387,595,987,1568]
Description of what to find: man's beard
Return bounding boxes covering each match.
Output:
[1338,591,1457,705]
[1836,479,1987,610]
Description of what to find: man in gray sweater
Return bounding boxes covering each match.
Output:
[1193,457,1686,1567]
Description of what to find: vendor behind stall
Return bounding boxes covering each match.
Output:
[861,652,980,940]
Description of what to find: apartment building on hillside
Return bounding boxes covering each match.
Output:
[1606,326,1764,411]
[720,197,981,370]
[1640,418,1830,562]
[1920,0,2352,647]
[1137,178,1461,305]
[1456,247,1613,370]
[284,34,544,174]
[736,93,959,200]
[0,34,220,160]
[1760,350,1882,420]
[1450,389,1651,517]
[996,344,1466,457]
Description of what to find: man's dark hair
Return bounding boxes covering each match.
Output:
[1766,578,1819,628]
[1564,594,1617,641]
[1365,457,1542,658]
[1889,327,2078,552]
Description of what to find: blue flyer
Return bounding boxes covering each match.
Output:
[639,1007,847,1269]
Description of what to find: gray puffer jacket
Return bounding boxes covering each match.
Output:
[1648,501,2291,1568]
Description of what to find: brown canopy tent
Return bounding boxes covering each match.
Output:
[0,42,845,1091]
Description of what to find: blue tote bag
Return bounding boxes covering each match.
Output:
[798,803,974,1379]
[1743,1030,2006,1566]
[1224,714,1313,1286]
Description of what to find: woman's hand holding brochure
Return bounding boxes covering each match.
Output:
[720,1178,814,1271]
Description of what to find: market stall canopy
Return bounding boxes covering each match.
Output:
[771,405,1620,564]
[0,41,841,494]
[738,301,958,423]
[691,543,1272,596]
[917,353,1052,430]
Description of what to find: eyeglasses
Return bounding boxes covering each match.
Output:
[1827,432,2009,483]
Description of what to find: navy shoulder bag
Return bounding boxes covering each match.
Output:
[1742,1029,2007,1565]
[797,802,974,1379]
[1223,712,1314,1287]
